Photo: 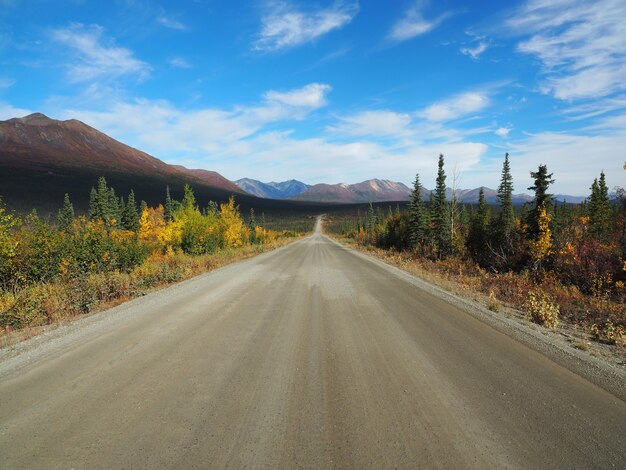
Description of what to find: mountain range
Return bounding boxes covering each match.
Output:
[235,178,311,199]
[0,113,586,214]
[236,178,584,205]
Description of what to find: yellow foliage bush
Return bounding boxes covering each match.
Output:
[525,291,560,329]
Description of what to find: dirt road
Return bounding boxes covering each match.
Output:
[1,221,625,468]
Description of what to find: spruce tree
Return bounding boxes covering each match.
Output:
[496,153,515,239]
[165,185,174,222]
[588,171,611,239]
[123,190,140,232]
[249,208,256,230]
[431,154,451,257]
[108,187,121,226]
[408,173,428,250]
[207,200,219,216]
[526,164,555,239]
[182,184,196,210]
[366,202,376,233]
[88,187,98,221]
[468,187,490,264]
[57,193,75,232]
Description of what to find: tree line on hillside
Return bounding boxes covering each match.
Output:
[347,154,625,296]
[0,177,286,294]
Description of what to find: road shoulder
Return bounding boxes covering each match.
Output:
[325,234,626,402]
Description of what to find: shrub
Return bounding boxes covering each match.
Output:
[525,291,560,329]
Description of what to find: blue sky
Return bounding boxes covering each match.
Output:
[1,0,625,195]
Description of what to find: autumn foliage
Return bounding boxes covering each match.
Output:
[0,179,293,334]
[330,156,625,347]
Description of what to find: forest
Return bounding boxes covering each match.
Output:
[0,177,300,338]
[328,154,625,348]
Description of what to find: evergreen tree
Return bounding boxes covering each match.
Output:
[182,184,196,210]
[165,185,174,222]
[431,154,451,257]
[88,187,98,221]
[207,200,219,216]
[408,173,428,251]
[526,164,555,239]
[139,200,148,217]
[588,171,611,240]
[489,153,518,267]
[57,193,74,232]
[108,187,121,226]
[366,202,376,233]
[467,187,490,264]
[249,208,256,230]
[496,153,515,239]
[89,176,120,227]
[122,190,140,232]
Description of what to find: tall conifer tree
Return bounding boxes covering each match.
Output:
[123,190,140,232]
[57,193,75,232]
[431,154,451,257]
[588,171,611,239]
[526,164,555,239]
[408,173,428,250]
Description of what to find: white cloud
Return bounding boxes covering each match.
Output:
[210,132,487,185]
[157,16,187,30]
[505,126,626,195]
[389,1,451,42]
[264,83,331,108]
[460,41,488,59]
[562,94,626,120]
[61,83,332,156]
[254,1,358,51]
[421,91,490,122]
[507,0,626,100]
[329,110,413,137]
[51,24,151,83]
[495,127,511,137]
[0,102,32,120]
[55,83,491,187]
[168,57,192,69]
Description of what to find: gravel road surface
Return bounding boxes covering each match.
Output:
[1,220,625,469]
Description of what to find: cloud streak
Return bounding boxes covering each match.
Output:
[254,1,358,51]
[507,0,626,100]
[421,91,490,122]
[51,24,151,83]
[460,41,488,59]
[389,1,451,42]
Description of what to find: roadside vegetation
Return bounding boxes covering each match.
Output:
[327,154,626,351]
[0,178,303,344]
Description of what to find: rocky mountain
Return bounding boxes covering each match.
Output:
[235,178,311,199]
[0,113,301,215]
[294,179,412,203]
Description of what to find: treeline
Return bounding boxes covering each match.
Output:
[335,154,625,340]
[0,177,295,331]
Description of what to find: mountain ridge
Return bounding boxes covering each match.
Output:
[0,113,311,215]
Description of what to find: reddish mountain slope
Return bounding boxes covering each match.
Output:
[171,165,244,194]
[0,113,252,214]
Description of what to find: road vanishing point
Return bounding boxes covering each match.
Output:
[1,220,625,469]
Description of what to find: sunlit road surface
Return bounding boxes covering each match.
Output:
[1,221,625,469]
